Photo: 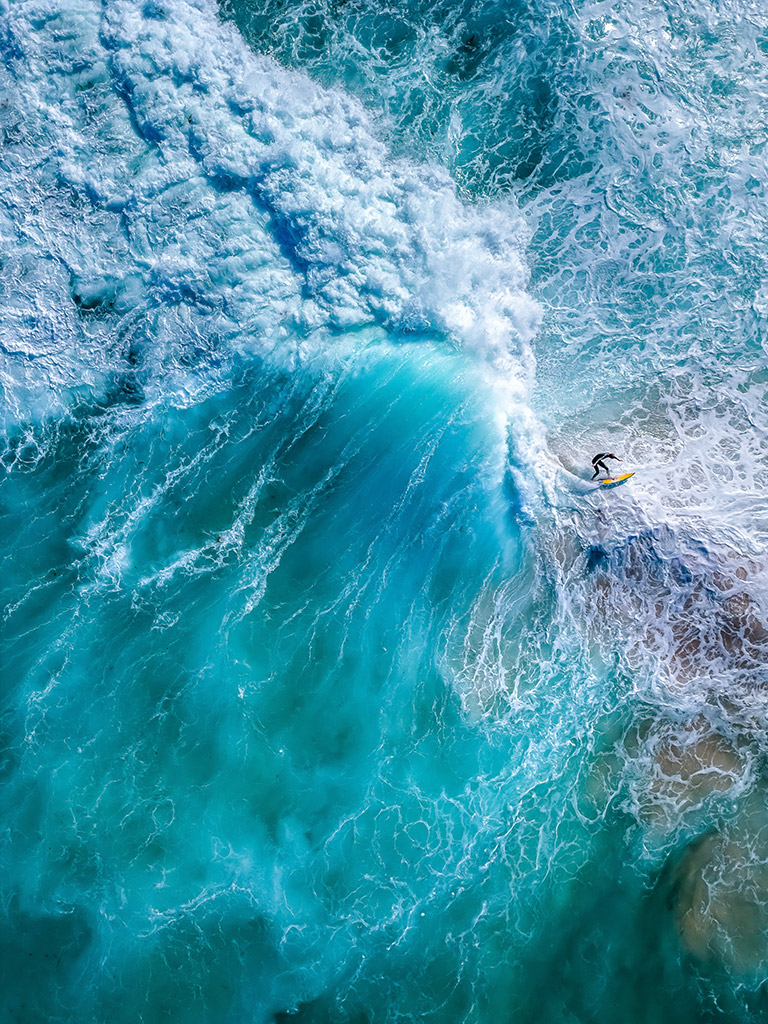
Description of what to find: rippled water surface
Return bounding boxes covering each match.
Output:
[3,0,768,1020]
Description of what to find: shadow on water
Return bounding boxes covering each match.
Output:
[0,894,93,1021]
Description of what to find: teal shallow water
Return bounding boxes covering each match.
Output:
[3,0,768,1021]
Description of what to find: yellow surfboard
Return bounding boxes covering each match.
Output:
[599,472,635,489]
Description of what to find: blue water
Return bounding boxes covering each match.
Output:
[3,0,768,1020]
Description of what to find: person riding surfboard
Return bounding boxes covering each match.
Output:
[591,452,621,480]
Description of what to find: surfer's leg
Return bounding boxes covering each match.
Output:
[591,466,600,479]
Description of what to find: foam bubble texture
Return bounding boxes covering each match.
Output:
[5,0,768,1019]
[0,0,539,425]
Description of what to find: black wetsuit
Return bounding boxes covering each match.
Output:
[591,453,619,480]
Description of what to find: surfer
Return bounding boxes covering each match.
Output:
[591,452,621,480]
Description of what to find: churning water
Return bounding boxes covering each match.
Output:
[3,0,768,1020]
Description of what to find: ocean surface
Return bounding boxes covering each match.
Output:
[2,0,768,1019]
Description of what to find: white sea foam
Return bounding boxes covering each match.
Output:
[524,0,768,553]
[512,2,768,822]
[0,0,540,428]
[6,0,768,1010]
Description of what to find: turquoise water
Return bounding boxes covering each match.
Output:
[3,0,768,1020]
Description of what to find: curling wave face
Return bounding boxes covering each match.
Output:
[4,0,768,1021]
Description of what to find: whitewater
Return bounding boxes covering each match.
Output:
[3,0,768,1020]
